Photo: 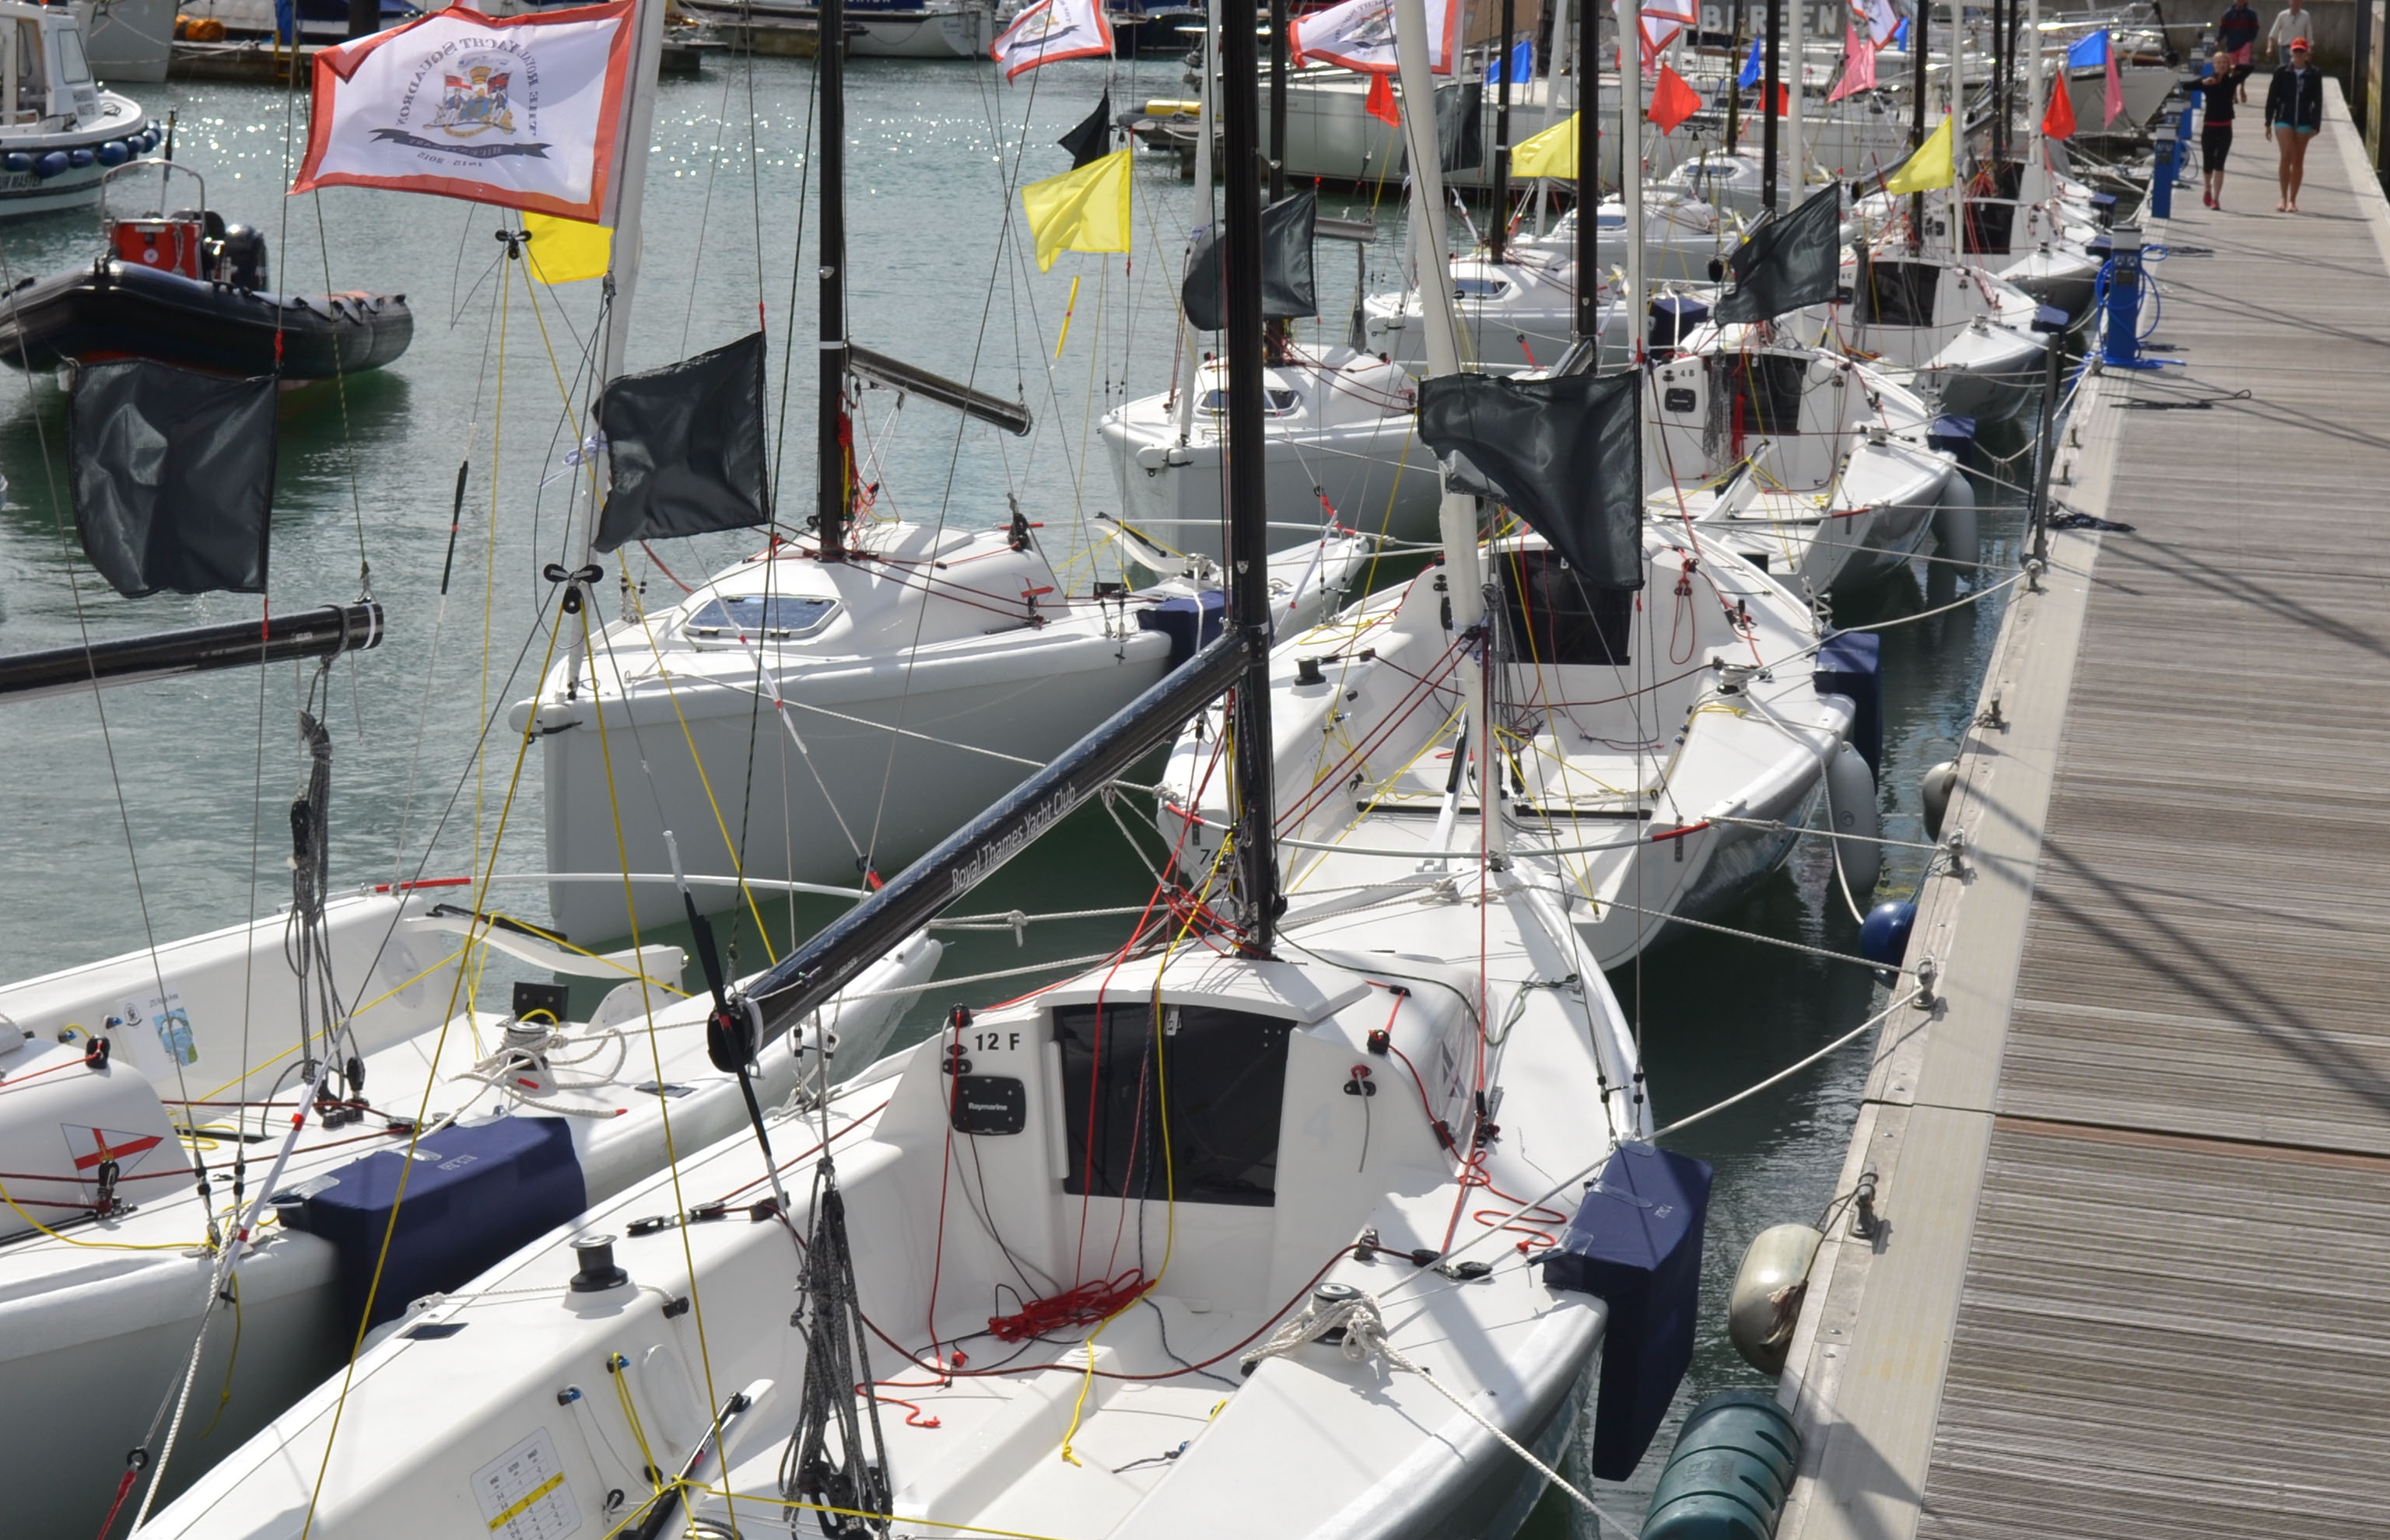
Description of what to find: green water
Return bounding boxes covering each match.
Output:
[0,53,2029,1531]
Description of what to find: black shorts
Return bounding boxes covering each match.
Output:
[2203,122,2234,173]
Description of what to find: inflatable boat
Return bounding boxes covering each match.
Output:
[0,160,412,381]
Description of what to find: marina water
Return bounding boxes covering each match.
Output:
[0,56,2027,1526]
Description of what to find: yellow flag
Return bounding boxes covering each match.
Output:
[1020,149,1133,273]
[522,212,612,284]
[1882,117,1955,195]
[1510,112,1577,179]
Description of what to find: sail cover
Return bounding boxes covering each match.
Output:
[1180,190,1318,333]
[72,361,275,598]
[1417,369,1644,590]
[593,331,769,554]
[1712,184,1843,324]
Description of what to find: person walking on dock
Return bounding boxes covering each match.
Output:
[2217,0,2259,97]
[2200,44,2250,206]
[2265,37,2323,212]
[2266,0,2312,63]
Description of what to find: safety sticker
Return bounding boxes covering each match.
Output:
[470,1428,581,1540]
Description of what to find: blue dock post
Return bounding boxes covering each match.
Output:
[2149,125,2178,219]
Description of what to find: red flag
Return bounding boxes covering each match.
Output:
[1365,71,1400,127]
[2041,80,2076,140]
[1649,63,1700,135]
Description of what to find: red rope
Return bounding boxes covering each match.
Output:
[985,1269,1150,1343]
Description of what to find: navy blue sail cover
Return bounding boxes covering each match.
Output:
[1541,1142,1714,1479]
[275,1115,586,1332]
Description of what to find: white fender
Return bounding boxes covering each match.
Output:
[1729,1222,1825,1374]
[1932,469,1979,561]
[1825,742,1882,894]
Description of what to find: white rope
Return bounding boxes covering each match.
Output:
[1241,1293,1639,1538]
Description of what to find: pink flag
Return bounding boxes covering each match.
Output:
[1828,19,1876,103]
[2101,40,2124,124]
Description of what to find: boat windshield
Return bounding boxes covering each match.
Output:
[1453,275,1512,298]
[1197,387,1299,417]
[682,593,837,642]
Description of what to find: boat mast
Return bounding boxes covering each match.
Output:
[1393,0,1502,859]
[1269,0,1288,200]
[565,0,668,689]
[1786,0,1804,196]
[1907,0,1927,250]
[1761,0,1779,214]
[817,0,850,560]
[1174,0,1218,446]
[1490,0,1515,264]
[1575,0,1597,338]
[1620,0,1642,338]
[1220,0,1278,953]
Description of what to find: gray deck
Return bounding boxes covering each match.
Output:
[1776,85,2390,1540]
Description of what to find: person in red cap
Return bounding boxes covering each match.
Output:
[2265,36,2323,212]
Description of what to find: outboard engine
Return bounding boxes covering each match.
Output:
[216,223,269,291]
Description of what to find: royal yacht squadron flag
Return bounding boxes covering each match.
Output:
[291,3,635,222]
[990,0,1114,81]
[1289,0,1458,75]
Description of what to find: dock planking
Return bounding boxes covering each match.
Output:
[1776,83,2390,1540]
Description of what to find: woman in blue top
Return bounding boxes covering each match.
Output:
[2217,0,2259,98]
[2265,37,2324,212]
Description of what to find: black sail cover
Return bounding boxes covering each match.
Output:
[1416,369,1644,590]
[1059,92,1112,169]
[72,360,275,597]
[1712,184,1844,325]
[594,331,769,554]
[1180,190,1318,332]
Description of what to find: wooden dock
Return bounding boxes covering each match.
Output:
[1776,83,2390,1540]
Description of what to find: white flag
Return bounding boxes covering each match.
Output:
[1638,0,1697,59]
[990,0,1114,81]
[1857,0,1899,46]
[1288,0,1457,75]
[292,3,633,222]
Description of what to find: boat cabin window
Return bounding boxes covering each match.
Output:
[1710,352,1809,437]
[54,26,88,86]
[1856,257,1940,327]
[682,594,836,641]
[14,21,45,114]
[1198,387,1299,417]
[1496,548,1635,667]
[1453,275,1512,299]
[1053,1002,1291,1208]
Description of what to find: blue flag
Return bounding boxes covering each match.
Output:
[1484,37,1533,86]
[1891,16,1907,49]
[1738,37,1761,88]
[273,0,295,42]
[2065,30,2110,68]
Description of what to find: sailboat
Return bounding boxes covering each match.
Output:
[140,4,1711,1535]
[519,0,1367,943]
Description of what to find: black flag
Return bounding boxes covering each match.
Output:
[1435,82,1484,173]
[1180,190,1319,332]
[72,360,275,597]
[1059,92,1111,169]
[1712,184,1843,325]
[594,331,769,555]
[1416,369,1644,590]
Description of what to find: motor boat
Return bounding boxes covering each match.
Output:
[0,3,155,216]
[0,161,412,380]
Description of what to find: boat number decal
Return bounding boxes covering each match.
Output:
[966,1031,1022,1054]
[471,1428,582,1540]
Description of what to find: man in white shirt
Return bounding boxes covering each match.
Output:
[2266,0,2313,62]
